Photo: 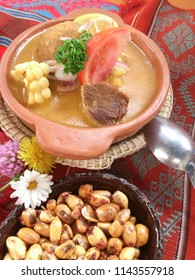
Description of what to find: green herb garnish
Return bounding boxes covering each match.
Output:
[55,31,92,75]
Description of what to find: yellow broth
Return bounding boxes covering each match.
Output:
[9,30,157,128]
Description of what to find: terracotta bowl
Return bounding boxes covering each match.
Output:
[0,8,170,160]
[0,173,164,260]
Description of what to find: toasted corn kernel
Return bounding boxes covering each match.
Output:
[6,236,26,260]
[39,209,55,223]
[42,251,58,260]
[107,255,119,260]
[108,220,124,237]
[88,193,110,208]
[46,199,56,210]
[50,216,62,245]
[112,190,128,208]
[119,247,137,260]
[78,184,93,199]
[96,203,119,222]
[25,244,43,260]
[20,208,37,227]
[55,203,73,224]
[34,221,50,237]
[115,209,131,223]
[73,245,86,257]
[55,240,75,259]
[84,247,100,260]
[76,216,89,233]
[73,234,90,251]
[135,224,149,247]
[3,252,13,260]
[41,241,56,252]
[17,227,40,245]
[122,221,137,246]
[107,237,123,256]
[87,226,107,250]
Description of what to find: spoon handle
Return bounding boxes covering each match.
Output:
[186,161,195,188]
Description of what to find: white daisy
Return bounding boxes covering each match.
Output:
[10,169,54,208]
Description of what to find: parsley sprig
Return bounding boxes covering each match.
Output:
[55,31,92,75]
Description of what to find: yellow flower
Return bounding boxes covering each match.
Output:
[18,136,55,173]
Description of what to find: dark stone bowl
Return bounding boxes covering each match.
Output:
[0,172,164,260]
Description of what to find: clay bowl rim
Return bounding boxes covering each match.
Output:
[0,172,164,260]
[0,8,170,159]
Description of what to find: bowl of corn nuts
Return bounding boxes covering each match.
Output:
[0,173,164,260]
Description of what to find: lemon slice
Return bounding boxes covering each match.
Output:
[74,13,118,35]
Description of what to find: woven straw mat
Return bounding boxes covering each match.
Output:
[0,86,173,169]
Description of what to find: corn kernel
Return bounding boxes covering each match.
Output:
[32,67,43,79]
[41,88,51,99]
[111,68,126,78]
[39,62,50,75]
[29,80,42,92]
[10,70,19,79]
[26,68,34,81]
[28,61,39,69]
[15,63,27,74]
[28,92,35,105]
[39,77,49,88]
[34,92,44,103]
[24,78,29,87]
[109,77,122,88]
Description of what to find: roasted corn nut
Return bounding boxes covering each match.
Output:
[112,190,128,209]
[55,203,73,224]
[73,233,90,251]
[63,193,84,210]
[115,209,131,223]
[107,237,123,256]
[119,247,137,260]
[17,227,40,245]
[3,252,13,260]
[88,192,110,207]
[49,216,62,245]
[108,219,124,237]
[122,221,137,246]
[25,244,43,260]
[34,221,50,237]
[41,241,56,252]
[20,208,37,227]
[39,209,55,223]
[46,199,56,210]
[6,236,26,260]
[87,226,107,250]
[76,216,89,233]
[135,223,149,247]
[96,203,119,222]
[42,251,58,260]
[84,247,100,260]
[55,240,75,259]
[78,184,93,199]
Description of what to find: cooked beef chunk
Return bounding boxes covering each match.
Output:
[81,81,129,126]
[35,21,81,61]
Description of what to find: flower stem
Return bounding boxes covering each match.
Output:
[0,176,19,192]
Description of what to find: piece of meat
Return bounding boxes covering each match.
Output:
[81,82,129,126]
[35,21,81,61]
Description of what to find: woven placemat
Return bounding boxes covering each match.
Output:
[0,85,173,169]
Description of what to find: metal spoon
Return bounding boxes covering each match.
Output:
[143,116,195,188]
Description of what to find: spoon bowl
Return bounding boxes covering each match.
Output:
[143,116,195,187]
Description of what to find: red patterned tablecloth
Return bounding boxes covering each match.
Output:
[0,0,195,260]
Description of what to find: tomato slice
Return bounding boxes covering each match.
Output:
[78,27,130,84]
